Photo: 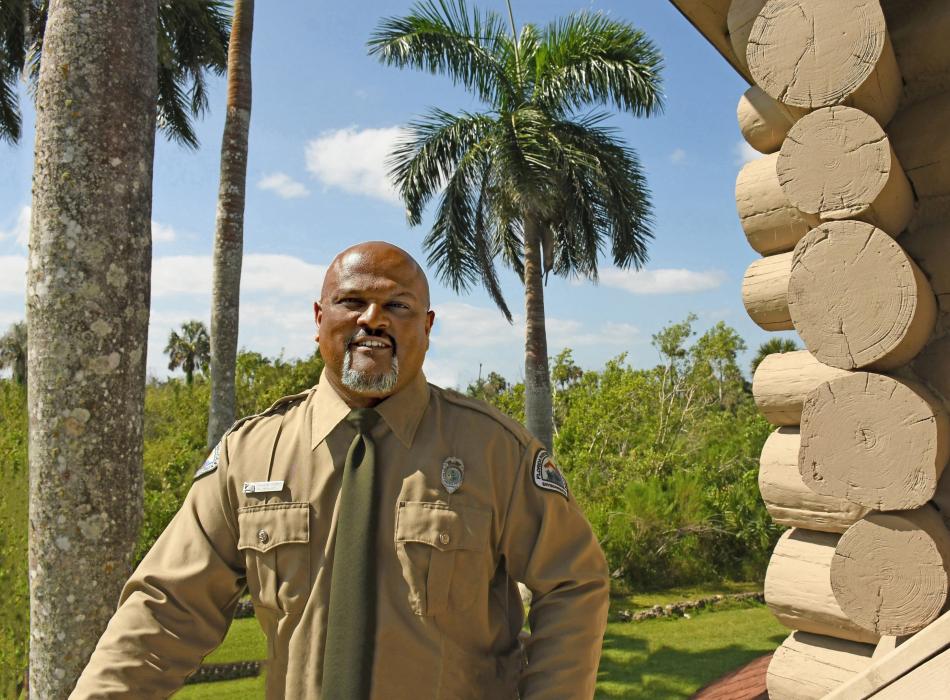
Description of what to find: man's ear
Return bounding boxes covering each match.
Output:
[424,309,435,349]
[314,301,322,342]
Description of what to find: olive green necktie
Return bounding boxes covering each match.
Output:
[322,408,381,700]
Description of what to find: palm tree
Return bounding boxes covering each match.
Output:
[166,320,211,385]
[0,321,27,385]
[0,0,229,146]
[369,0,663,450]
[750,337,798,376]
[207,0,254,448]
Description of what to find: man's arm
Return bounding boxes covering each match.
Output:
[499,442,610,700]
[70,438,245,699]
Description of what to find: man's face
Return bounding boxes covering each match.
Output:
[315,244,434,407]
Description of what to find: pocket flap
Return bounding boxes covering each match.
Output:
[237,502,310,552]
[395,501,491,552]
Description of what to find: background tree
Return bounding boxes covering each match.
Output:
[0,0,229,147]
[370,0,663,450]
[750,337,798,375]
[0,321,27,385]
[27,0,156,695]
[207,0,254,448]
[165,320,211,385]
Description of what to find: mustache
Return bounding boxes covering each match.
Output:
[346,328,397,350]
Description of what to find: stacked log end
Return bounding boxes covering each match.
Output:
[672,0,950,694]
[746,0,902,125]
[799,373,950,511]
[831,507,950,637]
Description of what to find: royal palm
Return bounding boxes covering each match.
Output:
[370,0,663,449]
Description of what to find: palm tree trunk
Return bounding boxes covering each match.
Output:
[27,1,156,696]
[523,216,554,451]
[207,0,254,447]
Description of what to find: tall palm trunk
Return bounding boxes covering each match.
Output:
[523,216,553,451]
[207,0,254,447]
[27,1,156,696]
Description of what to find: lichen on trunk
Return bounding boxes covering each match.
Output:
[27,1,157,696]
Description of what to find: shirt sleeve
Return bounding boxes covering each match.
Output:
[499,441,610,700]
[70,436,246,699]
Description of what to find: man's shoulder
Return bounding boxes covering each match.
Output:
[226,388,314,440]
[430,384,534,449]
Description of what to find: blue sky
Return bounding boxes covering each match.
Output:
[0,0,795,388]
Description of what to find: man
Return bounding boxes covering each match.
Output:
[72,242,610,699]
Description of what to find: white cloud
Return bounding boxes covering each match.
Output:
[0,206,30,247]
[151,220,177,243]
[152,254,327,298]
[0,256,27,293]
[258,172,310,199]
[304,126,406,204]
[670,148,686,164]
[599,267,725,295]
[735,140,759,165]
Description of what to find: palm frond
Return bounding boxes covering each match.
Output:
[368,0,515,107]
[534,11,664,118]
[472,158,512,321]
[389,108,495,226]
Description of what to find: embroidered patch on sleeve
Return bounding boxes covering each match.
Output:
[532,449,568,499]
[194,442,220,481]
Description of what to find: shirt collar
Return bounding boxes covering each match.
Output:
[309,368,430,450]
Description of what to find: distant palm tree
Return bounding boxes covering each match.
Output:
[369,0,663,450]
[165,320,211,385]
[0,321,27,385]
[750,337,798,375]
[0,0,229,146]
[207,0,254,448]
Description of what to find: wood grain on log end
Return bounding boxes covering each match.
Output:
[788,221,936,371]
[799,372,950,511]
[766,630,875,700]
[831,507,950,636]
[742,252,793,330]
[747,0,902,125]
[727,0,768,71]
[736,153,819,255]
[778,106,914,236]
[759,427,869,532]
[737,86,806,154]
[753,350,851,425]
[765,528,880,644]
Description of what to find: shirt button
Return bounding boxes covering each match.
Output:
[438,531,450,545]
[258,529,269,545]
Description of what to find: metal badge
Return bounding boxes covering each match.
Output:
[243,480,285,494]
[441,457,464,494]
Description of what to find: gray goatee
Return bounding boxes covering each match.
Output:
[341,333,399,393]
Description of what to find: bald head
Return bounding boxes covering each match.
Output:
[321,241,430,310]
[315,241,435,407]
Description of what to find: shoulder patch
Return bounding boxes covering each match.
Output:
[532,449,568,499]
[194,442,220,481]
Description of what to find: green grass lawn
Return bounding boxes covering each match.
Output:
[175,586,786,699]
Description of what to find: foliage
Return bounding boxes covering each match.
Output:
[165,320,211,385]
[469,316,781,587]
[0,320,27,385]
[0,0,229,147]
[0,381,28,697]
[750,337,798,376]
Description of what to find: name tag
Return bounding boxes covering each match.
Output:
[243,480,285,494]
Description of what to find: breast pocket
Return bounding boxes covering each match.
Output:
[394,501,492,617]
[237,502,310,615]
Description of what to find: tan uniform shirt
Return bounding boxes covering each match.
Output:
[71,371,609,699]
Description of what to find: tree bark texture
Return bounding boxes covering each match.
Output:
[208,0,254,448]
[523,217,553,452]
[27,1,156,696]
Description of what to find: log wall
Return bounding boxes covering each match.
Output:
[670,0,950,694]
